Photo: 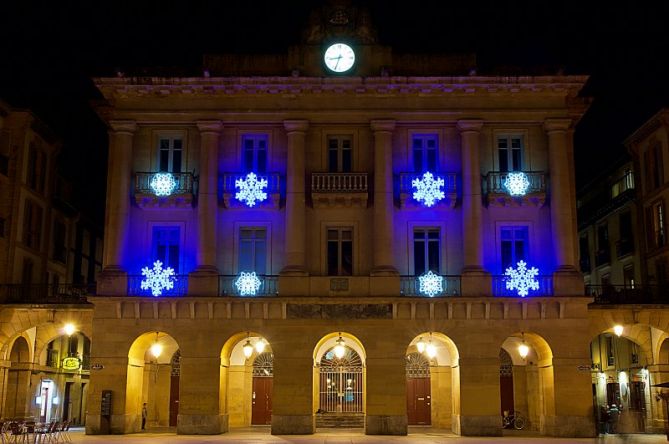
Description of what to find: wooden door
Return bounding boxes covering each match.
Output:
[252,377,273,425]
[500,373,514,416]
[407,377,431,425]
[169,374,179,427]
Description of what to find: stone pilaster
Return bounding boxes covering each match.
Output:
[98,121,136,295]
[545,119,583,296]
[370,120,398,276]
[281,120,309,276]
[458,357,501,436]
[547,357,596,437]
[457,120,490,296]
[177,356,227,434]
[365,353,407,435]
[189,121,222,296]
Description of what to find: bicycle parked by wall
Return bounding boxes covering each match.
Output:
[502,410,526,430]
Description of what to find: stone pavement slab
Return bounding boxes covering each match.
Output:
[67,428,669,444]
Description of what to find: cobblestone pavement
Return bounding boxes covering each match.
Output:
[67,428,669,443]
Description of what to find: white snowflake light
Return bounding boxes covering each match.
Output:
[235,173,268,207]
[412,172,445,207]
[418,270,443,297]
[140,260,176,297]
[235,271,262,296]
[503,172,530,196]
[150,173,177,196]
[504,260,540,297]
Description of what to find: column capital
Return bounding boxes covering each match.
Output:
[283,119,309,133]
[370,119,396,133]
[196,120,222,134]
[457,119,484,133]
[109,120,137,135]
[543,118,572,133]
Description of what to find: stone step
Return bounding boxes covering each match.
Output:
[316,414,365,428]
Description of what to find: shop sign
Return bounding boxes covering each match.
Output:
[62,356,81,371]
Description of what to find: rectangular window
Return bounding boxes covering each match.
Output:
[152,226,180,272]
[645,142,664,192]
[242,135,267,173]
[158,138,183,173]
[596,224,610,266]
[497,136,523,172]
[648,200,666,250]
[23,199,43,250]
[606,336,615,367]
[0,217,5,238]
[623,265,635,289]
[412,135,438,172]
[239,228,267,274]
[500,226,528,271]
[617,211,634,257]
[0,130,9,176]
[413,228,440,275]
[327,228,353,276]
[52,220,67,263]
[327,136,352,173]
[579,235,590,273]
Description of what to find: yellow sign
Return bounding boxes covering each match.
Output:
[62,357,81,371]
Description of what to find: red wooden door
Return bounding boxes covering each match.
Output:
[169,374,179,427]
[252,377,273,425]
[500,374,514,417]
[407,378,431,425]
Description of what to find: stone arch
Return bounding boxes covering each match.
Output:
[125,331,180,432]
[4,336,32,419]
[220,331,273,428]
[406,332,461,433]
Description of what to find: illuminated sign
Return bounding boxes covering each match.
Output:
[62,356,81,371]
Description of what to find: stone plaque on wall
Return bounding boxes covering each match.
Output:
[286,303,392,319]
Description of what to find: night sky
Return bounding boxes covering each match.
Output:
[1,1,668,225]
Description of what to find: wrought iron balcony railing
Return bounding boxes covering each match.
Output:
[0,284,93,304]
[587,284,669,304]
[398,172,457,195]
[483,171,546,196]
[311,173,369,193]
[134,172,195,196]
[399,275,461,297]
[127,275,189,297]
[220,172,281,208]
[218,275,279,297]
[492,275,553,297]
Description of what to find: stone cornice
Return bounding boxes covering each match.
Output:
[283,119,309,133]
[196,120,222,134]
[108,120,137,134]
[370,119,396,132]
[457,119,484,132]
[94,75,588,99]
[543,118,572,133]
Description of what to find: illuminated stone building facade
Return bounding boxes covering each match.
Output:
[83,5,600,438]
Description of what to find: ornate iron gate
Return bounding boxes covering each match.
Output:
[319,347,363,413]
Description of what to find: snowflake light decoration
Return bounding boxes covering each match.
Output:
[235,271,262,296]
[503,172,530,196]
[412,172,445,207]
[150,173,178,196]
[140,260,176,297]
[235,173,268,207]
[504,260,540,297]
[418,270,443,297]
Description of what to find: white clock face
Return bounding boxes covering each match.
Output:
[324,43,355,73]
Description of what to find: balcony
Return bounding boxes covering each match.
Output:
[127,275,189,297]
[483,171,546,207]
[220,173,281,209]
[0,284,92,304]
[587,284,669,304]
[310,173,369,208]
[398,172,457,209]
[134,172,195,209]
[218,275,278,297]
[492,275,553,297]
[400,275,461,297]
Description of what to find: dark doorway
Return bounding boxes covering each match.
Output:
[500,349,514,416]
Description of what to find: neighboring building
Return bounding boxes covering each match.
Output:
[0,100,95,425]
[85,4,598,438]
[577,160,641,297]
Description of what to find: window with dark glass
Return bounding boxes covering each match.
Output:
[327,228,353,276]
[579,235,590,272]
[500,226,528,271]
[242,135,267,173]
[23,199,43,250]
[239,228,267,274]
[0,130,9,176]
[648,200,666,250]
[159,138,183,173]
[328,136,352,172]
[618,211,634,257]
[152,226,180,272]
[644,142,664,192]
[0,217,5,238]
[413,228,440,275]
[52,220,67,263]
[497,136,523,172]
[412,135,438,172]
[623,265,635,288]
[26,143,46,193]
[596,224,610,266]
